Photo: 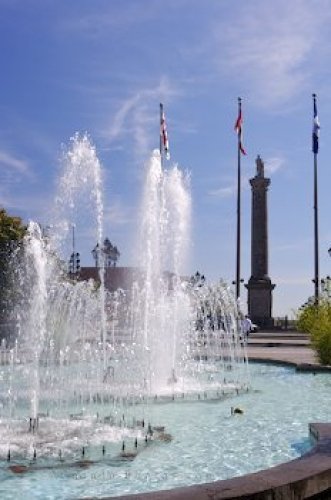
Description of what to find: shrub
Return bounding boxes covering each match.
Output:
[297,300,331,365]
[296,303,318,333]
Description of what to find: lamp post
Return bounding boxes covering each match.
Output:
[92,243,101,268]
[68,224,80,276]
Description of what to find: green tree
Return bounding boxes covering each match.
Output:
[0,208,26,337]
[0,209,26,246]
[296,299,331,365]
[296,301,317,333]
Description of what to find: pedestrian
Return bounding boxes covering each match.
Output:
[242,315,253,337]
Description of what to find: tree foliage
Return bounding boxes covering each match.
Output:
[296,299,331,365]
[296,302,318,333]
[0,208,26,331]
[0,209,26,248]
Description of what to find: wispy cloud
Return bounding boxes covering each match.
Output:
[0,150,49,217]
[104,199,132,226]
[208,174,250,198]
[58,3,159,38]
[208,185,235,198]
[101,76,180,159]
[212,0,331,108]
[273,242,309,252]
[274,277,311,285]
[265,157,285,175]
[0,189,51,217]
[0,191,12,209]
[0,150,34,181]
[105,94,140,143]
[208,154,284,198]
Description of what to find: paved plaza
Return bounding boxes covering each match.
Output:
[246,330,323,367]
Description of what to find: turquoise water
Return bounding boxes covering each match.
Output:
[0,363,330,499]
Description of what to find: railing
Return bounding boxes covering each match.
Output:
[271,317,297,331]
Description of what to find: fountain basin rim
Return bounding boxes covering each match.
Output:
[249,357,331,373]
[98,422,331,500]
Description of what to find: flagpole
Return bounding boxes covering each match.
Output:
[312,93,319,304]
[236,97,242,301]
[159,102,163,167]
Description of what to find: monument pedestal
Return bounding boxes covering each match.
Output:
[246,277,275,328]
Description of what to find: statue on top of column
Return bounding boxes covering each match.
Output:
[256,155,264,177]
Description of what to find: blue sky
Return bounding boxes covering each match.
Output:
[1,0,331,317]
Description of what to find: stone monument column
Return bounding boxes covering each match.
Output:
[245,155,275,327]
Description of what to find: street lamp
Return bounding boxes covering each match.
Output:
[68,224,80,276]
[92,243,101,268]
[69,252,80,275]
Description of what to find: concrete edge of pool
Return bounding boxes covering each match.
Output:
[93,359,331,500]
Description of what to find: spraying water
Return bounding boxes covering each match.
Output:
[23,222,48,422]
[53,133,107,368]
[0,143,248,461]
[134,150,192,392]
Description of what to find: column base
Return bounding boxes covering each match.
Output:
[245,277,276,328]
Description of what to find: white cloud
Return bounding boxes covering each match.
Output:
[208,185,235,198]
[265,157,285,175]
[104,199,132,226]
[272,236,312,252]
[274,277,311,285]
[208,174,251,198]
[58,3,159,38]
[0,189,51,218]
[105,94,139,143]
[212,0,331,107]
[0,150,32,177]
[101,76,180,159]
[208,155,284,199]
[0,150,48,218]
[0,192,12,208]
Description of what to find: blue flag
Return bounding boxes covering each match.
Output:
[312,97,320,154]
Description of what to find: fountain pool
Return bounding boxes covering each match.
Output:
[0,362,330,499]
[0,136,327,499]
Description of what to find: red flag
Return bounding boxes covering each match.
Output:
[234,109,246,155]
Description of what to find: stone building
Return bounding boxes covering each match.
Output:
[78,266,177,293]
[79,266,142,292]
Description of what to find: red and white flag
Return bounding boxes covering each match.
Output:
[160,104,170,160]
[234,108,246,156]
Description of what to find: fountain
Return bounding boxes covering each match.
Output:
[0,137,248,471]
[0,135,330,499]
